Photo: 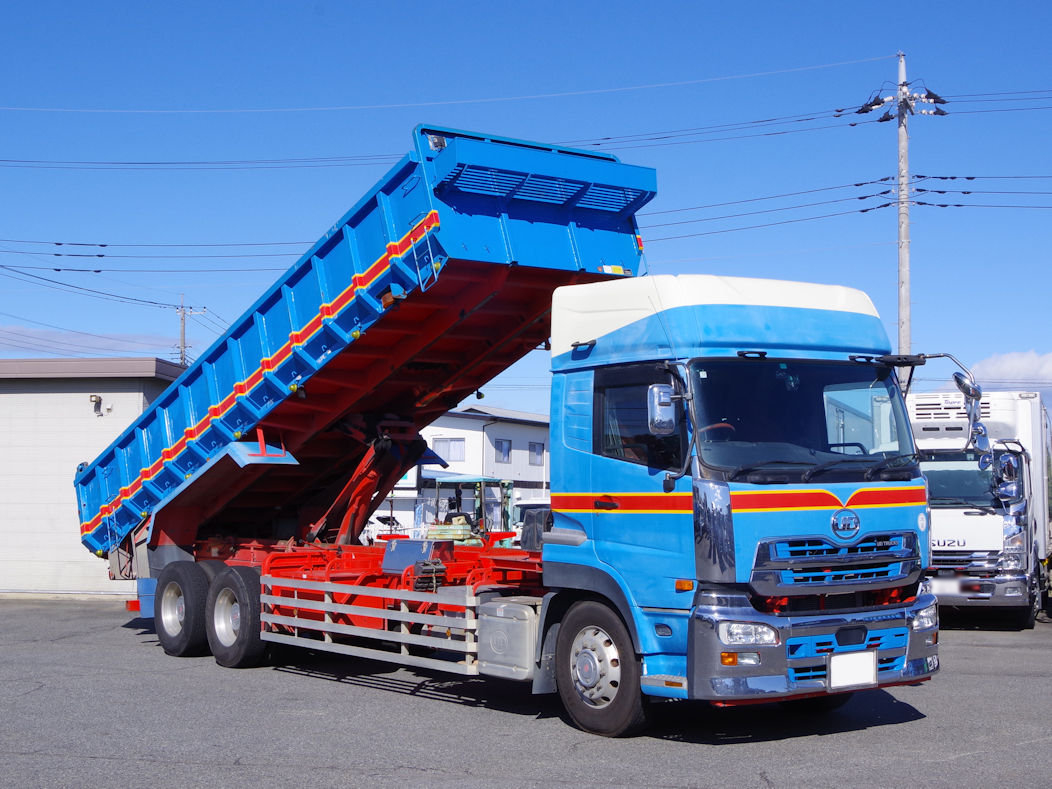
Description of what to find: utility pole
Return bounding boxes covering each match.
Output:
[896,52,911,355]
[853,53,947,354]
[176,295,206,366]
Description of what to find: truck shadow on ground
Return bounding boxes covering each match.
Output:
[123,619,926,743]
[643,690,924,744]
[267,645,925,743]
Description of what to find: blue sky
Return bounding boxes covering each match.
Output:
[2,1,1050,412]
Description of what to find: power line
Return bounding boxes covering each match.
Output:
[0,249,298,259]
[0,55,896,114]
[0,264,287,273]
[0,266,185,308]
[0,237,311,248]
[640,177,893,215]
[0,327,169,355]
[915,174,1052,180]
[645,203,893,242]
[915,201,1052,209]
[0,309,173,349]
[639,192,892,230]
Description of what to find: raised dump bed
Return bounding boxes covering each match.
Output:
[75,124,656,558]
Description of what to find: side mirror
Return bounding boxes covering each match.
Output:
[996,481,1021,501]
[998,453,1020,483]
[953,371,982,401]
[648,383,677,436]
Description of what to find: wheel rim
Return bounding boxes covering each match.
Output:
[213,587,241,647]
[159,582,185,636]
[569,624,622,709]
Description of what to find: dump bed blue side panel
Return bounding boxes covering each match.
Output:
[75,125,656,556]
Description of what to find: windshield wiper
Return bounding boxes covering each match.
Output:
[863,452,919,480]
[727,459,811,481]
[930,497,999,515]
[801,456,873,482]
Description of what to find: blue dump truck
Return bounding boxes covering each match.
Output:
[75,125,974,736]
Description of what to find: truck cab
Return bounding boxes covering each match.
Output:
[543,275,940,722]
[908,391,1051,628]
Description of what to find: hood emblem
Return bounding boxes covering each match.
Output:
[831,508,861,540]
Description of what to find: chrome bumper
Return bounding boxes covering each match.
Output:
[929,571,1030,608]
[686,591,939,701]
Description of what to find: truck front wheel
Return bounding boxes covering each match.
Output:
[154,561,210,657]
[1016,566,1040,630]
[205,566,265,668]
[555,600,647,737]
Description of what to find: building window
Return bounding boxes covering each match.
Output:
[529,441,544,466]
[494,438,512,464]
[432,437,465,462]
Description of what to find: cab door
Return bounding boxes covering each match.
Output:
[589,363,695,610]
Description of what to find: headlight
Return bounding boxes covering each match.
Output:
[911,603,938,631]
[717,621,779,646]
[1000,553,1024,571]
[1003,520,1025,550]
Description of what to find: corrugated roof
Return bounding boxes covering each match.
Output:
[0,357,185,381]
[451,405,548,425]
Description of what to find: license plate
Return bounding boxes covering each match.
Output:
[930,578,960,597]
[829,651,877,689]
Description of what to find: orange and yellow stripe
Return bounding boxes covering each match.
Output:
[80,211,441,538]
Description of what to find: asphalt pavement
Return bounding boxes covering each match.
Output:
[1,599,1049,788]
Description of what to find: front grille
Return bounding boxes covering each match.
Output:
[776,535,904,559]
[789,655,906,683]
[786,628,908,659]
[752,532,921,602]
[783,562,904,586]
[931,550,999,573]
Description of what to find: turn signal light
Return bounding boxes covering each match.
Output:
[720,652,738,666]
[675,579,695,592]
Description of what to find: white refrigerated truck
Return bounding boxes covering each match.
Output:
[907,390,1052,627]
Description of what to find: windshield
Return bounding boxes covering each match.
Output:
[688,359,916,480]
[920,449,1009,508]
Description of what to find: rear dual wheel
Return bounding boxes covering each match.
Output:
[155,561,210,656]
[205,565,266,668]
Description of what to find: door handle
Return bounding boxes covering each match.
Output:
[594,499,619,510]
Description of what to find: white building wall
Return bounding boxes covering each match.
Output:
[0,378,164,595]
[422,413,549,485]
[375,412,549,535]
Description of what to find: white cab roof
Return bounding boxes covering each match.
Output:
[551,274,878,357]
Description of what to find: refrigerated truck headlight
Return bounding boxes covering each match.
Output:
[717,621,779,646]
[999,553,1024,571]
[911,603,938,631]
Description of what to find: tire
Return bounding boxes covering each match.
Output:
[555,600,648,737]
[154,561,210,657]
[1015,567,1040,630]
[205,566,265,668]
[196,559,227,584]
[780,692,855,714]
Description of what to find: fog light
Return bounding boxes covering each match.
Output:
[1005,586,1023,597]
[925,632,938,646]
[738,652,761,666]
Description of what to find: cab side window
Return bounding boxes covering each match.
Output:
[594,364,684,470]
